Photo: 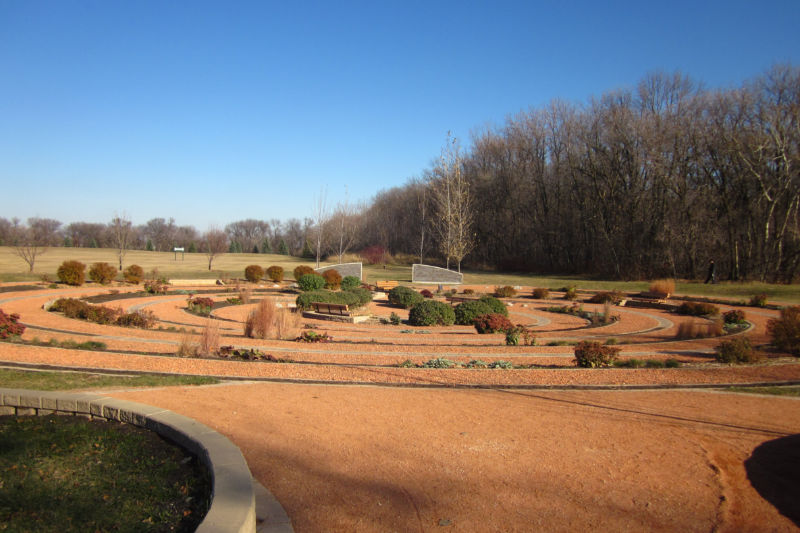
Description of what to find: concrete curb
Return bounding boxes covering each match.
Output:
[0,388,293,533]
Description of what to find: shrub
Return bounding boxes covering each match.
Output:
[360,245,387,265]
[494,286,517,298]
[389,312,402,325]
[341,275,360,290]
[116,309,156,329]
[587,291,624,304]
[506,325,535,346]
[420,289,433,298]
[296,330,332,343]
[144,279,169,294]
[573,341,620,368]
[86,305,121,325]
[664,358,681,368]
[57,260,86,286]
[88,262,117,285]
[478,296,508,316]
[0,309,25,339]
[244,265,264,283]
[563,286,578,300]
[488,360,514,369]
[649,279,675,297]
[50,298,91,319]
[388,286,424,309]
[295,288,372,311]
[462,288,475,295]
[123,264,144,284]
[408,300,456,326]
[298,273,326,291]
[532,288,550,299]
[422,357,457,368]
[322,269,342,290]
[675,319,724,339]
[188,297,215,316]
[715,336,759,364]
[749,293,768,308]
[723,309,747,325]
[293,265,315,281]
[266,265,284,283]
[454,301,494,325]
[767,306,800,356]
[473,313,514,334]
[245,298,300,340]
[677,301,719,317]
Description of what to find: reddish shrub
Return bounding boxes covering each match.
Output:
[123,264,144,284]
[322,269,342,290]
[574,341,620,368]
[293,265,314,281]
[494,286,517,298]
[88,262,118,285]
[57,260,86,286]
[473,313,514,334]
[266,265,284,282]
[420,289,433,298]
[244,265,264,283]
[0,309,25,339]
[360,245,387,265]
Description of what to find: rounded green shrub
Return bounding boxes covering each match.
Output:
[88,262,117,285]
[123,264,144,284]
[408,300,455,326]
[293,265,315,281]
[322,269,342,290]
[244,265,264,283]
[57,260,86,286]
[454,300,494,325]
[298,273,325,291]
[341,275,360,290]
[479,296,508,316]
[266,265,284,283]
[295,288,372,310]
[388,286,424,309]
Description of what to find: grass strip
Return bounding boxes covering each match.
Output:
[0,414,210,532]
[724,385,800,397]
[0,368,218,391]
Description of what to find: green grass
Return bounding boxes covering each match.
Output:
[724,385,800,397]
[0,368,218,391]
[0,414,210,532]
[2,246,799,303]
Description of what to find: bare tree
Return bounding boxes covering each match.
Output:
[428,133,474,271]
[203,228,228,270]
[329,189,362,264]
[110,213,133,270]
[312,188,329,268]
[13,218,59,272]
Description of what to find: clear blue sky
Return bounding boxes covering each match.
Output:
[2,0,798,230]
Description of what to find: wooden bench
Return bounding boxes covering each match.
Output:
[311,302,350,316]
[446,295,478,305]
[375,280,399,292]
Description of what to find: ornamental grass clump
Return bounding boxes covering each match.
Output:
[531,288,550,299]
[648,279,675,297]
[245,298,299,340]
[573,341,620,368]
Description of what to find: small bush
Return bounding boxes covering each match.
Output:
[587,291,624,304]
[573,341,620,368]
[494,286,517,298]
[246,298,300,340]
[649,279,675,297]
[244,265,264,283]
[389,312,402,325]
[563,286,578,300]
[664,358,681,368]
[473,313,514,334]
[422,357,457,368]
[767,306,800,356]
[749,293,768,308]
[86,305,122,325]
[462,288,475,295]
[144,279,169,294]
[188,297,215,316]
[298,273,326,291]
[715,336,759,364]
[532,288,550,299]
[723,309,747,324]
[420,289,433,298]
[295,288,372,311]
[675,319,724,339]
[0,309,25,339]
[505,325,535,346]
[116,309,156,329]
[478,296,508,316]
[293,265,315,281]
[57,260,86,286]
[488,360,513,369]
[454,300,494,325]
[266,265,284,283]
[88,262,118,285]
[322,269,342,290]
[408,300,456,326]
[341,275,360,290]
[677,301,720,317]
[50,298,91,319]
[123,264,144,284]
[388,286,424,309]
[360,245,387,265]
[296,330,332,343]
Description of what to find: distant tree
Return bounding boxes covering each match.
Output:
[63,236,73,247]
[312,189,329,267]
[146,239,154,252]
[278,239,289,255]
[252,244,260,254]
[302,239,315,260]
[110,213,133,271]
[12,218,59,272]
[329,190,362,264]
[187,242,198,253]
[204,228,228,270]
[261,238,272,254]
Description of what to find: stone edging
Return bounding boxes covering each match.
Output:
[0,388,289,533]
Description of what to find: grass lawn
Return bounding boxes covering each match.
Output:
[0,368,219,391]
[0,414,210,532]
[1,246,799,304]
[724,385,800,397]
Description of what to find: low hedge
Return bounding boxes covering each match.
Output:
[408,300,455,326]
[296,288,372,310]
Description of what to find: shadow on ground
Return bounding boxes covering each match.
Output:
[745,433,800,526]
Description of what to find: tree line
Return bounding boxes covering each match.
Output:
[3,65,798,281]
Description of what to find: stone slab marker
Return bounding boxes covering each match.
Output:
[412,264,463,284]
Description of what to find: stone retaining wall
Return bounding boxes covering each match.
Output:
[412,264,463,284]
[0,388,257,533]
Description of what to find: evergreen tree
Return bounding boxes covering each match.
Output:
[63,236,73,247]
[278,239,289,255]
[261,238,272,254]
[252,244,260,254]
[187,242,197,253]
[146,239,154,251]
[90,238,99,248]
[302,239,314,259]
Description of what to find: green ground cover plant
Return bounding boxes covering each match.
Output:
[0,368,218,390]
[0,415,210,532]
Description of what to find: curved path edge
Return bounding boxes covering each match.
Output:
[0,387,293,533]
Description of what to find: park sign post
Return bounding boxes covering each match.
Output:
[173,247,185,260]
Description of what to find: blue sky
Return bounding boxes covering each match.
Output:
[1,0,798,230]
